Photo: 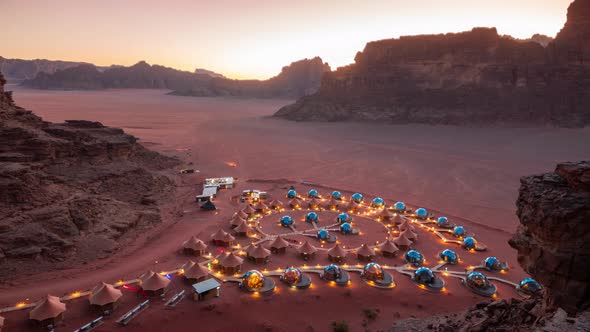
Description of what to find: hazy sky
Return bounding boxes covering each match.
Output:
[2,0,572,79]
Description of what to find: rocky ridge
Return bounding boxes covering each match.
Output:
[0,71,179,278]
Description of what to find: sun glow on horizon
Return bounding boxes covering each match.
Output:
[1,0,572,79]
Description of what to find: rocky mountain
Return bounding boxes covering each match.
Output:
[275,0,590,127]
[0,56,94,83]
[23,57,331,99]
[390,161,590,331]
[194,68,225,79]
[0,71,179,278]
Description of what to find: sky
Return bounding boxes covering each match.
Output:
[1,0,573,79]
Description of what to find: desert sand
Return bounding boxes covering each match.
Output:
[2,87,589,331]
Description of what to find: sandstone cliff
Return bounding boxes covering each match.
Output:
[275,0,590,127]
[0,71,179,278]
[23,57,331,99]
[0,56,96,83]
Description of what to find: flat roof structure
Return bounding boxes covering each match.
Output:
[204,177,234,188]
[192,278,221,295]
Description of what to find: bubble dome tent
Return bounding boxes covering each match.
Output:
[415,208,428,219]
[280,215,294,228]
[394,201,406,212]
[361,263,395,288]
[337,213,349,223]
[239,270,275,294]
[305,212,319,223]
[484,256,508,272]
[351,193,364,203]
[340,222,352,234]
[464,271,496,297]
[439,249,459,265]
[287,189,297,199]
[404,250,425,266]
[331,191,343,200]
[437,216,453,228]
[308,189,319,198]
[371,197,385,208]
[517,278,543,296]
[280,267,311,289]
[453,226,465,238]
[462,237,477,250]
[317,229,330,241]
[321,264,350,286]
[412,267,444,291]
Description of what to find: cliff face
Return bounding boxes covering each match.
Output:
[23,57,331,99]
[275,0,590,127]
[0,71,179,277]
[510,161,590,313]
[0,56,95,83]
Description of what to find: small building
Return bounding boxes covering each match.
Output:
[269,199,284,210]
[393,234,413,251]
[218,252,244,275]
[326,198,339,210]
[248,244,271,264]
[288,199,301,209]
[378,239,399,257]
[182,261,210,283]
[204,177,234,189]
[192,278,221,301]
[89,282,123,313]
[230,214,247,228]
[254,201,270,213]
[308,198,321,210]
[346,201,359,213]
[400,227,418,241]
[378,208,394,221]
[200,200,216,211]
[139,271,171,297]
[357,244,375,261]
[298,241,317,261]
[182,236,207,256]
[269,236,289,254]
[211,229,235,247]
[327,244,347,263]
[29,295,66,328]
[392,214,404,225]
[196,186,218,202]
[233,220,254,237]
[242,204,256,216]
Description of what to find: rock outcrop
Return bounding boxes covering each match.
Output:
[23,57,331,99]
[0,71,179,278]
[0,56,95,83]
[510,161,590,313]
[275,0,590,127]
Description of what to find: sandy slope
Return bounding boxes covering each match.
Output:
[1,87,588,331]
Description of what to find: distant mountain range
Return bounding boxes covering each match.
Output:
[0,56,107,83]
[274,0,590,127]
[14,57,330,99]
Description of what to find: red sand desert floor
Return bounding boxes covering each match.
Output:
[1,87,589,331]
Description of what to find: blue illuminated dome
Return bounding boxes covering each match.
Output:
[394,201,406,212]
[287,189,297,199]
[308,189,319,198]
[437,217,448,227]
[305,212,319,223]
[363,262,384,281]
[371,197,385,208]
[439,249,459,264]
[280,215,294,227]
[405,250,424,266]
[453,226,465,237]
[519,278,542,295]
[462,237,476,250]
[323,264,342,280]
[416,208,428,219]
[351,193,364,203]
[317,229,330,240]
[340,222,352,234]
[484,256,506,271]
[337,213,349,223]
[466,272,491,289]
[331,191,342,200]
[414,267,435,285]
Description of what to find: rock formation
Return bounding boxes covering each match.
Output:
[23,57,331,99]
[0,71,179,278]
[0,56,95,83]
[275,0,590,127]
[510,161,590,313]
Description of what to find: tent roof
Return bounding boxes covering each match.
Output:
[230,214,247,226]
[211,229,235,242]
[234,220,253,233]
[140,271,171,291]
[89,282,123,306]
[243,204,256,214]
[400,227,417,239]
[394,234,413,246]
[327,244,347,258]
[379,208,394,218]
[379,239,399,253]
[237,210,248,219]
[183,236,207,251]
[392,214,404,224]
[308,198,321,206]
[29,295,66,321]
[220,252,244,268]
[184,261,210,280]
[249,245,271,259]
[288,199,300,207]
[255,202,269,210]
[346,201,359,209]
[269,199,283,207]
[269,236,289,249]
[298,241,317,254]
[357,244,375,257]
[201,200,216,210]
[326,198,339,206]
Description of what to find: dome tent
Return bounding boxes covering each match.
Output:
[280,215,294,227]
[240,270,275,294]
[439,249,459,264]
[464,271,496,297]
[404,250,424,266]
[394,201,406,212]
[280,267,311,289]
[351,193,364,203]
[484,256,508,272]
[518,278,543,296]
[415,208,428,219]
[412,267,445,291]
[287,189,297,199]
[305,212,319,223]
[308,189,319,198]
[371,197,385,208]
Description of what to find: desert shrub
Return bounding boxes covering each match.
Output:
[332,320,349,332]
[362,308,378,320]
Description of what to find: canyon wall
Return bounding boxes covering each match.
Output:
[275,0,590,127]
[0,71,179,278]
